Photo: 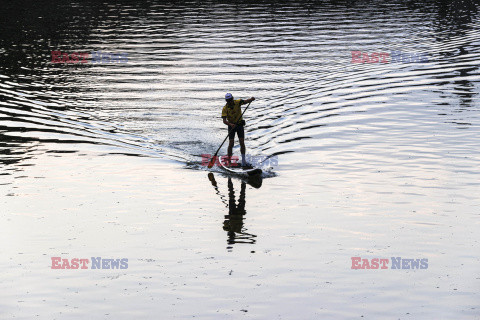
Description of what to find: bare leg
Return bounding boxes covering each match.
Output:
[239,138,246,155]
[228,139,234,158]
[239,138,247,166]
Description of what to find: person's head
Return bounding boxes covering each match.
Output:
[225,93,234,106]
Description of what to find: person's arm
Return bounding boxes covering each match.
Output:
[240,97,255,105]
[223,116,235,127]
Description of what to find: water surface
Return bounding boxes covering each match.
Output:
[1,1,479,319]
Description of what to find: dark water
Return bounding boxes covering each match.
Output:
[1,1,479,319]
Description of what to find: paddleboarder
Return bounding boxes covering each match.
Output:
[222,93,255,167]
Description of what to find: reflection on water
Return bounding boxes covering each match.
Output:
[208,173,257,249]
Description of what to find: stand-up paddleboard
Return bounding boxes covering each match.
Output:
[218,159,262,177]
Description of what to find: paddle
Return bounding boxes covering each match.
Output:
[207,101,252,169]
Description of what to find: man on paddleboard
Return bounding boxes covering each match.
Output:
[222,93,255,167]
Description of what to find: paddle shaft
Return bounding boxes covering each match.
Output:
[208,101,252,168]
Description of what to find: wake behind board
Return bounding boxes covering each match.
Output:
[218,160,262,177]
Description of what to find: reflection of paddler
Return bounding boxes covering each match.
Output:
[207,173,256,247]
[223,178,246,237]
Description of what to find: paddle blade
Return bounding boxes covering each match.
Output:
[207,156,216,168]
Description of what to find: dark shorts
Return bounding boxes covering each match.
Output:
[228,125,244,140]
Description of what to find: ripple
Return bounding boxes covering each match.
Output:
[0,0,479,178]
